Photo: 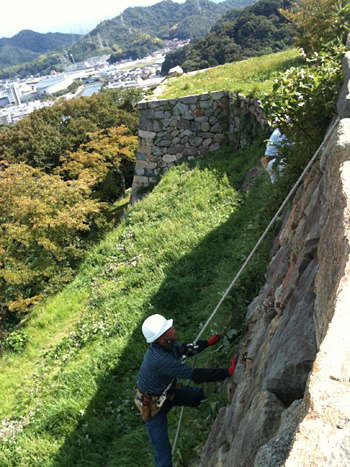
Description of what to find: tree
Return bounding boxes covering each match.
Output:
[0,92,139,172]
[166,0,296,73]
[57,126,138,202]
[280,0,350,54]
[0,163,105,315]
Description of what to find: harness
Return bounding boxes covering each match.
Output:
[134,380,182,421]
[135,345,196,421]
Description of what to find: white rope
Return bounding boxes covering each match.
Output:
[172,116,340,455]
[172,354,198,455]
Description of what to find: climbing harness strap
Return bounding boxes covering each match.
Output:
[134,381,182,421]
[172,116,341,455]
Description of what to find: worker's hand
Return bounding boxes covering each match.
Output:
[229,355,238,376]
[208,334,221,346]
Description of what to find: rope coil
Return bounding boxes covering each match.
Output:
[172,116,340,455]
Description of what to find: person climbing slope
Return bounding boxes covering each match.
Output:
[135,314,238,467]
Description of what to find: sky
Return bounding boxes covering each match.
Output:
[1,0,211,39]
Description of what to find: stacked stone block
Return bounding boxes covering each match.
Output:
[131,90,269,202]
[230,93,270,148]
[131,91,230,201]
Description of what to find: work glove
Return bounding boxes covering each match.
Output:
[229,354,238,377]
[208,334,221,346]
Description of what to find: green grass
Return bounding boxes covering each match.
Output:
[0,132,298,466]
[158,49,303,99]
[106,188,132,223]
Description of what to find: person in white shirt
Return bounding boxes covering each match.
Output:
[262,128,287,183]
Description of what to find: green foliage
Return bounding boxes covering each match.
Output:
[161,44,192,75]
[0,92,139,172]
[57,126,138,203]
[280,0,350,54]
[109,36,166,63]
[0,163,106,315]
[51,80,83,98]
[162,0,296,74]
[0,89,140,317]
[4,329,30,352]
[0,53,65,79]
[0,124,11,133]
[263,43,345,162]
[97,0,251,54]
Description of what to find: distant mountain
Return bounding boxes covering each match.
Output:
[0,30,80,70]
[70,0,258,62]
[162,0,296,74]
[0,0,259,78]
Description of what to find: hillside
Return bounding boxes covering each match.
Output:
[0,0,348,462]
[0,134,293,465]
[0,0,257,78]
[73,0,258,63]
[0,45,339,464]
[0,30,79,70]
[162,0,296,73]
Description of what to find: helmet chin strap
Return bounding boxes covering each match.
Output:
[162,333,171,344]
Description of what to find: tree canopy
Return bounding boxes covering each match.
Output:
[162,0,296,74]
[0,91,139,172]
[0,88,141,317]
[279,0,350,54]
[57,126,137,202]
[0,163,105,314]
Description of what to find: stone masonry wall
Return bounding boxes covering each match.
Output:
[130,91,269,203]
[230,93,270,148]
[197,52,350,467]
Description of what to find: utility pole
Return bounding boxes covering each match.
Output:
[97,34,103,49]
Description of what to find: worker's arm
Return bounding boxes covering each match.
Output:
[159,355,237,382]
[182,334,222,357]
[192,355,237,383]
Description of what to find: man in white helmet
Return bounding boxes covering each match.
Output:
[135,314,238,467]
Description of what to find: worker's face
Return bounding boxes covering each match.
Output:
[164,326,178,342]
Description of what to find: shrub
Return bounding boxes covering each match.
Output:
[5,329,30,352]
[263,44,345,164]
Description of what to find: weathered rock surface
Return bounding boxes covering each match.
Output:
[223,391,284,467]
[262,258,318,405]
[254,400,302,467]
[168,65,183,77]
[198,53,350,466]
[285,130,350,466]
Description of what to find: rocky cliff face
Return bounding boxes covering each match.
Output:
[198,52,350,466]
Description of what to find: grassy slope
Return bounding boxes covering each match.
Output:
[0,136,296,466]
[158,48,302,99]
[0,51,303,466]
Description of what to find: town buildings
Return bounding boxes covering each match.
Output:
[0,39,185,125]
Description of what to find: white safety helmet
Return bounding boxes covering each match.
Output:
[142,314,173,343]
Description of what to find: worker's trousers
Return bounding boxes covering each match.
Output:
[146,385,205,467]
